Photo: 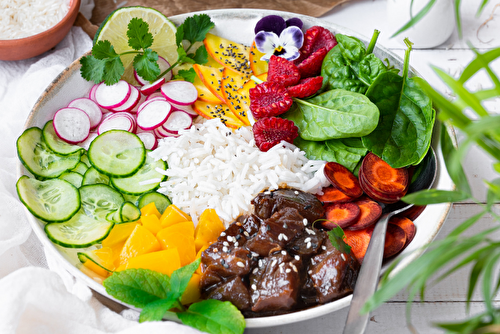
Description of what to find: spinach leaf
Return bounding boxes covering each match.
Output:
[361,39,435,168]
[321,30,388,94]
[285,89,379,141]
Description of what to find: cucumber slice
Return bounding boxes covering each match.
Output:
[42,121,84,156]
[72,162,89,175]
[17,127,81,178]
[45,210,114,248]
[138,191,172,214]
[123,193,140,205]
[16,176,81,222]
[77,249,114,273]
[110,153,167,195]
[79,184,124,221]
[80,153,91,167]
[59,171,83,188]
[119,201,141,222]
[88,130,146,178]
[82,167,110,186]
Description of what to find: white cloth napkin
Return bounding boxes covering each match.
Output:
[0,5,201,334]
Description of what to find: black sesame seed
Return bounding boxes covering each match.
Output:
[304,205,312,210]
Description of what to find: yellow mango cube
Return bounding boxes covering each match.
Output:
[158,221,195,238]
[140,202,161,219]
[180,273,201,305]
[157,231,196,266]
[116,249,181,276]
[118,225,160,267]
[194,209,225,251]
[159,204,190,228]
[102,222,139,248]
[81,247,114,277]
[141,214,162,235]
[195,244,209,275]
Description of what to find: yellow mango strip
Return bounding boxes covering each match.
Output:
[140,202,161,219]
[110,241,126,269]
[102,222,140,248]
[141,214,162,235]
[192,100,246,129]
[221,68,251,126]
[81,247,115,277]
[195,244,209,275]
[192,64,225,102]
[116,249,181,277]
[159,204,191,228]
[157,231,196,266]
[180,273,201,305]
[158,220,195,238]
[249,41,268,76]
[194,209,226,252]
[204,33,252,76]
[118,225,160,267]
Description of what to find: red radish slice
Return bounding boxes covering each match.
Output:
[146,91,164,100]
[68,98,103,129]
[170,101,198,117]
[78,132,98,150]
[94,80,131,109]
[138,96,167,113]
[112,86,141,112]
[98,114,134,134]
[53,107,91,144]
[131,93,147,114]
[154,126,178,138]
[137,132,158,150]
[113,112,137,133]
[162,110,193,134]
[140,77,166,96]
[88,84,99,102]
[134,56,173,86]
[161,81,198,106]
[137,100,172,130]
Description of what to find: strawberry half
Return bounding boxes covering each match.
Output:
[297,47,328,78]
[287,76,323,98]
[252,117,299,152]
[249,81,293,118]
[267,55,301,87]
[295,26,337,64]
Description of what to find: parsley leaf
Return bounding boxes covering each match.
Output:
[103,57,125,85]
[133,48,160,82]
[80,55,106,83]
[327,225,352,254]
[175,68,196,83]
[191,45,208,64]
[92,40,120,60]
[181,14,215,44]
[127,18,154,50]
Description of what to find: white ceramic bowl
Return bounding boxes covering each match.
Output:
[18,8,454,329]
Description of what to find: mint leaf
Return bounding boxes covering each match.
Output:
[92,40,119,60]
[176,68,196,83]
[177,299,245,334]
[103,57,125,85]
[191,45,208,64]
[327,225,351,254]
[127,18,154,50]
[103,268,171,308]
[80,55,105,83]
[168,258,201,300]
[181,14,215,44]
[139,297,180,322]
[134,48,160,82]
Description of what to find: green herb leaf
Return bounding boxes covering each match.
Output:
[402,189,470,205]
[327,225,351,254]
[390,0,437,38]
[181,14,215,45]
[191,45,209,64]
[486,178,500,209]
[168,258,201,300]
[127,18,154,50]
[103,57,125,85]
[133,48,160,82]
[175,24,184,47]
[92,40,119,60]
[103,268,171,308]
[177,299,245,334]
[139,297,180,322]
[176,68,197,83]
[80,55,106,83]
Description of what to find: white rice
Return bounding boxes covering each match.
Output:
[0,0,71,40]
[150,118,330,225]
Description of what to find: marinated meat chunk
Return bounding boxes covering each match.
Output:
[252,188,325,223]
[308,241,360,304]
[245,207,305,257]
[249,252,303,312]
[287,228,326,256]
[206,276,252,311]
[241,214,261,237]
[201,242,253,279]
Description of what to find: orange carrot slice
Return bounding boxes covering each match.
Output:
[383,224,407,258]
[316,186,354,203]
[390,216,416,248]
[346,198,382,231]
[361,153,409,195]
[324,162,363,198]
[322,202,360,229]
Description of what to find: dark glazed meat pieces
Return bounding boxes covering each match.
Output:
[206,276,252,311]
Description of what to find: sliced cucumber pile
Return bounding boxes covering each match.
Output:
[16,121,172,249]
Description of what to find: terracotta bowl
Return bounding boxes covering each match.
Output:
[0,0,81,61]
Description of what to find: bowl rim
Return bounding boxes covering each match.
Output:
[17,8,454,329]
[0,0,81,45]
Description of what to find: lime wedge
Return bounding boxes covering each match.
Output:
[94,6,178,84]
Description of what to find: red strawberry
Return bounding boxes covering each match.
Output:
[249,81,293,118]
[252,117,299,152]
[297,47,328,78]
[267,55,301,87]
[295,26,337,64]
[287,76,323,98]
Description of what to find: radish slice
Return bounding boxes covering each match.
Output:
[140,77,165,96]
[137,132,158,150]
[154,126,178,138]
[146,91,164,100]
[136,100,172,130]
[138,96,166,113]
[94,80,131,109]
[134,56,173,86]
[68,98,103,129]
[88,84,99,102]
[170,101,198,117]
[131,93,147,114]
[98,114,134,134]
[161,81,198,106]
[78,132,98,150]
[53,107,91,144]
[113,112,137,133]
[162,110,193,134]
[112,86,141,112]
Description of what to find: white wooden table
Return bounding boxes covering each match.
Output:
[247,0,500,333]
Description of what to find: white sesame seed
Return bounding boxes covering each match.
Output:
[306,242,312,249]
[252,284,257,290]
[304,237,311,243]
[308,270,313,275]
[271,259,277,267]
[281,250,287,255]
[295,255,300,261]
[286,268,292,273]
[283,234,288,241]
[291,263,298,272]
[279,262,285,267]
[236,261,245,268]
[305,228,316,235]
[258,259,263,268]
[227,236,233,242]
[278,233,283,241]
[341,253,346,261]
[244,231,250,237]
[252,252,259,257]
[303,218,308,226]
[294,191,299,195]
[223,241,229,246]
[264,191,271,195]
[322,245,327,250]
[252,268,258,274]
[223,246,228,252]
[220,232,226,237]
[234,242,239,247]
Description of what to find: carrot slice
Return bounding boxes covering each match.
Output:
[321,202,361,229]
[400,205,426,221]
[324,162,363,198]
[361,153,409,195]
[316,186,354,203]
[383,224,407,258]
[390,216,416,248]
[343,227,373,264]
[346,198,382,231]
[359,169,405,204]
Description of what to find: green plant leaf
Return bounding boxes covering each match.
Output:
[127,18,154,50]
[103,57,125,85]
[139,297,180,322]
[80,55,105,83]
[180,14,215,45]
[327,226,351,254]
[168,258,201,300]
[92,40,119,60]
[402,189,470,205]
[391,0,436,38]
[133,49,160,82]
[177,299,245,334]
[191,45,208,64]
[481,250,500,315]
[175,68,197,83]
[486,178,500,208]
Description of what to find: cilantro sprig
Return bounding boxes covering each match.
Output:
[103,259,245,334]
[80,14,214,85]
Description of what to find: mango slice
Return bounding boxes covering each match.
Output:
[117,248,181,276]
[159,204,191,228]
[141,214,162,235]
[117,225,160,267]
[158,220,195,238]
[140,202,161,219]
[194,208,225,251]
[180,273,201,305]
[204,33,252,76]
[249,41,268,76]
[102,222,139,248]
[221,68,251,126]
[195,244,209,275]
[157,231,196,266]
[192,64,225,102]
[193,100,246,129]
